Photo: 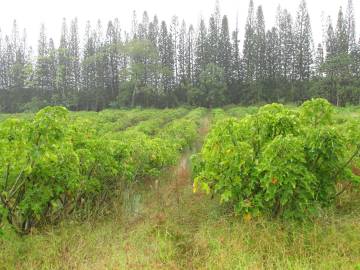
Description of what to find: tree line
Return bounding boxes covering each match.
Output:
[0,0,359,112]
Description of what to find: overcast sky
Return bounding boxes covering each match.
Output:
[0,0,358,50]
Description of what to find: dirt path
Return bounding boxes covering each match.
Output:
[121,115,213,269]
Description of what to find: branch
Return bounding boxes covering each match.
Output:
[8,167,26,199]
[8,158,35,199]
[87,162,97,181]
[335,182,353,198]
[334,144,360,198]
[4,163,10,190]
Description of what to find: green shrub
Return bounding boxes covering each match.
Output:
[193,99,360,219]
[0,107,203,234]
[0,107,80,233]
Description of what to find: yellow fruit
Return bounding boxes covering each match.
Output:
[193,182,198,193]
[243,213,252,222]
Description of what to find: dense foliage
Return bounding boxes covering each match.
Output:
[0,1,360,112]
[193,99,360,219]
[0,106,205,234]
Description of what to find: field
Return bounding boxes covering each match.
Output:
[0,101,360,270]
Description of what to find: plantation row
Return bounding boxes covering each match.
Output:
[193,99,360,219]
[0,107,206,234]
[1,100,359,235]
[72,107,190,137]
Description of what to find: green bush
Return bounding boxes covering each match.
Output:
[0,107,80,233]
[193,99,360,219]
[0,106,203,234]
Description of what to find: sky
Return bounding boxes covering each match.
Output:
[0,0,358,51]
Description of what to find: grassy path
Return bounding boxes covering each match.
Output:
[120,115,214,269]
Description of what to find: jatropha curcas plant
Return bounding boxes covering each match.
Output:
[0,107,205,234]
[0,107,124,234]
[193,99,360,220]
[0,107,80,233]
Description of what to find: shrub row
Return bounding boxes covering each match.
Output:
[193,99,360,219]
[0,107,204,234]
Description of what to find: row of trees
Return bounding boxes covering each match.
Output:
[0,0,359,112]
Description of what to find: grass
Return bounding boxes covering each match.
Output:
[1,113,360,269]
[2,162,359,270]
